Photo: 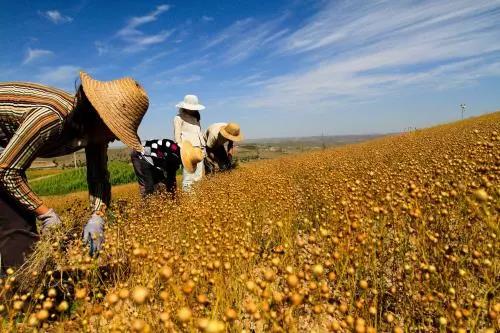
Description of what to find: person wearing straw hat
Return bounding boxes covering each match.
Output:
[173,94,206,191]
[204,122,243,174]
[0,71,149,269]
[130,139,203,197]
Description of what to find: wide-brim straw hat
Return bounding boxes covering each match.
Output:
[181,141,204,173]
[176,94,205,111]
[80,71,149,151]
[220,122,243,142]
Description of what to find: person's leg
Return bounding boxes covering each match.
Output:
[131,151,147,197]
[193,159,204,182]
[183,148,205,192]
[152,168,166,194]
[164,164,178,195]
[182,166,195,192]
[0,191,39,271]
[131,152,157,197]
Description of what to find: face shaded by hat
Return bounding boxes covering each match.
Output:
[79,71,149,152]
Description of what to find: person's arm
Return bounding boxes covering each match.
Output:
[205,127,216,149]
[173,116,183,144]
[0,107,62,213]
[82,144,109,256]
[227,140,235,157]
[203,129,210,148]
[85,144,111,213]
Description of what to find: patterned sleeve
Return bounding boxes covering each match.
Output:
[85,143,111,213]
[0,107,63,211]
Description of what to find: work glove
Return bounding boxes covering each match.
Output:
[82,213,105,257]
[37,208,62,233]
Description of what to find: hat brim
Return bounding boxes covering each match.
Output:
[80,72,147,152]
[180,141,199,173]
[220,128,243,142]
[176,102,205,111]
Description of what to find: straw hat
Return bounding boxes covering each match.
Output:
[176,94,205,111]
[181,141,204,173]
[79,71,149,151]
[220,123,243,142]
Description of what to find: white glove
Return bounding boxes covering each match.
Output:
[82,214,105,256]
[37,208,62,233]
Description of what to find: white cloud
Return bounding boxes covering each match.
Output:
[36,65,80,90]
[115,4,172,52]
[94,41,109,56]
[205,15,289,64]
[39,10,73,24]
[118,4,169,37]
[202,15,214,22]
[134,50,176,70]
[123,30,174,53]
[153,75,202,86]
[232,0,500,112]
[154,56,210,77]
[23,48,53,64]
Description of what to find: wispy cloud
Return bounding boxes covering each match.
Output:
[36,65,80,90]
[202,15,214,22]
[117,4,172,52]
[134,50,176,70]
[153,75,202,86]
[23,48,53,64]
[94,41,110,56]
[205,15,289,64]
[39,10,73,24]
[234,0,500,112]
[154,56,210,77]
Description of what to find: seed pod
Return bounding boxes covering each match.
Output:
[359,280,369,289]
[287,274,299,288]
[75,288,87,299]
[36,309,49,321]
[204,320,225,333]
[119,289,130,299]
[225,308,237,320]
[312,264,324,276]
[177,307,192,322]
[473,189,488,201]
[159,266,173,280]
[131,286,149,304]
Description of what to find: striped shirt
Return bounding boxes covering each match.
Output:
[0,82,110,213]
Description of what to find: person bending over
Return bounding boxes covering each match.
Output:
[204,122,243,174]
[131,139,203,198]
[0,71,149,270]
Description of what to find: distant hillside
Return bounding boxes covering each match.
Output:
[29,134,387,168]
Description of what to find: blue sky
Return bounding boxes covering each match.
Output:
[1,0,500,141]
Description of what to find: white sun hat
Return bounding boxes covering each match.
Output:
[176,94,205,111]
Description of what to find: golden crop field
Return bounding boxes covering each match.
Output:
[1,112,499,332]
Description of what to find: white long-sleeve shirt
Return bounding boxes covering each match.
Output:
[204,122,229,149]
[173,109,205,147]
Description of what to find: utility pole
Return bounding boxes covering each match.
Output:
[460,104,466,120]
